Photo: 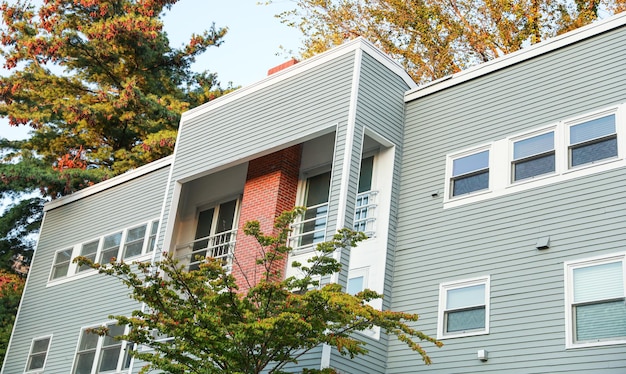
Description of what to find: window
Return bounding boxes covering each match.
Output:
[147,220,159,253]
[347,267,368,296]
[176,199,239,271]
[78,241,99,273]
[98,232,122,264]
[290,171,331,250]
[444,105,623,208]
[512,131,555,181]
[25,336,51,372]
[122,225,146,260]
[565,254,626,348]
[73,323,131,374]
[354,156,377,235]
[438,276,490,339]
[568,114,617,168]
[450,150,489,197]
[50,249,72,280]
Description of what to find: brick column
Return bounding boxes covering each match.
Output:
[232,145,301,292]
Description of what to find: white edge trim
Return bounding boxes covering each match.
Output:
[44,156,173,212]
[181,38,415,123]
[405,12,626,102]
[563,252,626,349]
[437,275,491,340]
[0,212,47,374]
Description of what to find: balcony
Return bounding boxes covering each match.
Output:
[174,229,237,271]
[288,202,329,251]
[354,190,377,237]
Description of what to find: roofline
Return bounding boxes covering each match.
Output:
[405,12,626,102]
[44,155,173,212]
[181,37,416,122]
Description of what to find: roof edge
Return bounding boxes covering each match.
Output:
[44,155,173,212]
[181,37,415,122]
[405,12,626,102]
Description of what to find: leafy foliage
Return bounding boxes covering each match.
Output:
[77,209,441,374]
[0,0,232,272]
[277,0,626,83]
[0,271,25,367]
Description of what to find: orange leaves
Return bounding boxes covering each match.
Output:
[54,145,88,171]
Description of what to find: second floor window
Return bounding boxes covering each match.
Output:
[512,131,555,181]
[451,150,490,197]
[569,114,617,168]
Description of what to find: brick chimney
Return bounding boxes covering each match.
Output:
[267,58,298,76]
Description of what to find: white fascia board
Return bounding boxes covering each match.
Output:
[405,12,626,102]
[181,37,416,123]
[44,156,173,212]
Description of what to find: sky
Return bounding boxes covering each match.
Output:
[0,0,303,141]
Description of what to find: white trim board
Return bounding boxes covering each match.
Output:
[405,12,626,102]
[181,38,415,123]
[44,156,173,212]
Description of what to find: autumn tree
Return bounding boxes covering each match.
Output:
[277,0,626,82]
[77,209,441,374]
[0,271,25,367]
[0,0,231,265]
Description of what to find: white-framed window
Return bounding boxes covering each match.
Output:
[564,253,626,348]
[290,170,331,251]
[437,276,490,339]
[98,232,123,264]
[174,199,239,271]
[24,335,52,373]
[78,240,99,273]
[72,323,131,374]
[49,249,72,280]
[511,130,555,182]
[347,267,369,295]
[448,148,490,198]
[48,218,160,284]
[567,112,618,168]
[444,104,624,208]
[354,155,378,236]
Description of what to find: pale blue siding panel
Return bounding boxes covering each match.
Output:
[3,165,169,374]
[172,52,356,181]
[329,52,411,374]
[389,25,626,373]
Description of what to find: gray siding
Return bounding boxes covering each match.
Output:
[388,25,626,372]
[3,165,169,374]
[158,52,357,251]
[329,52,410,374]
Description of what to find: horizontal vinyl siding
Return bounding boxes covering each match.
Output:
[3,166,169,374]
[388,26,626,372]
[329,52,410,374]
[172,52,356,181]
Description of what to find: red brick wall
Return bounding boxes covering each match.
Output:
[232,145,302,292]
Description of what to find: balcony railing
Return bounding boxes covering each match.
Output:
[174,229,237,271]
[354,190,377,236]
[289,202,328,251]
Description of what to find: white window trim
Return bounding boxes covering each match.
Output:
[23,335,52,374]
[444,104,625,209]
[347,267,369,295]
[48,248,73,281]
[46,218,159,287]
[70,322,132,374]
[443,144,493,204]
[291,166,332,254]
[564,253,626,349]
[508,126,558,184]
[437,276,490,340]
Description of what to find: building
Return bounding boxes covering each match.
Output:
[3,12,626,374]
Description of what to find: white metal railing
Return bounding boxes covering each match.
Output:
[289,202,329,251]
[174,229,237,271]
[354,190,377,236]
